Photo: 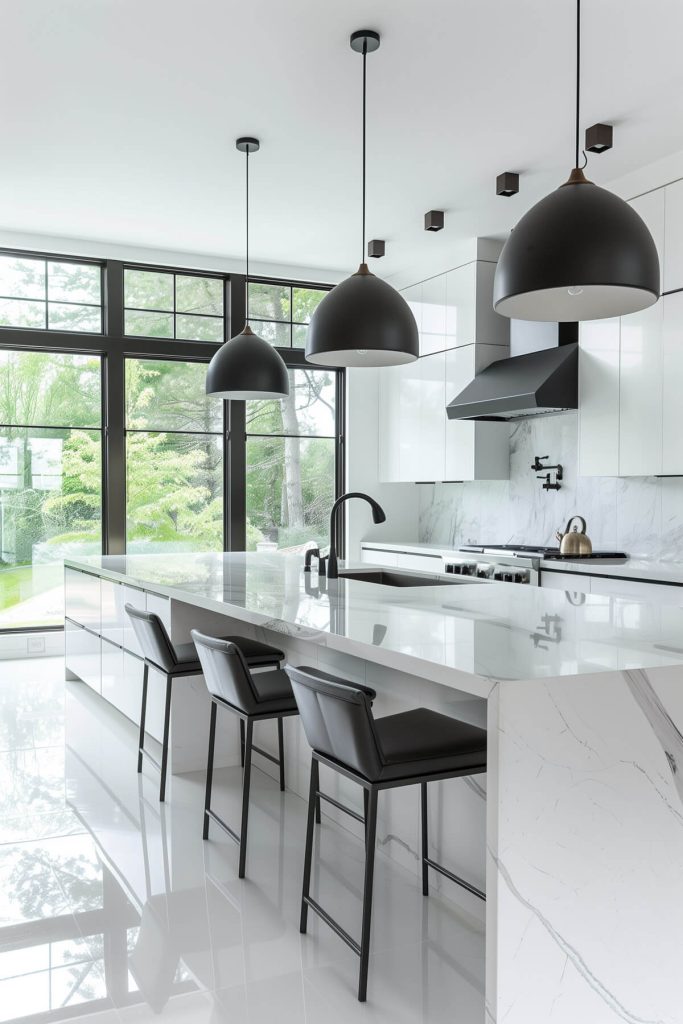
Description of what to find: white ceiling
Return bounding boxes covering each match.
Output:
[3,0,683,282]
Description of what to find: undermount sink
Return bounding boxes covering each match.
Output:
[338,569,478,588]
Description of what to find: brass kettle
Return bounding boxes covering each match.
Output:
[555,515,592,556]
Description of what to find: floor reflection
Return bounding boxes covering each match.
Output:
[0,658,485,1023]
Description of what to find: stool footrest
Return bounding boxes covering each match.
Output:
[206,809,241,846]
[251,743,281,767]
[317,789,365,825]
[423,856,485,901]
[303,896,361,956]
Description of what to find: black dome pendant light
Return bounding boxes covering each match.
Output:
[493,0,660,322]
[305,30,419,367]
[206,138,289,400]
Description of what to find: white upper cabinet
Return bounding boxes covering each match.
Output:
[578,318,620,477]
[664,179,683,293]
[618,297,663,476]
[629,189,664,296]
[379,259,509,483]
[662,291,683,474]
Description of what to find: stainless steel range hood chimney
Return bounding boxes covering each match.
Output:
[446,323,578,421]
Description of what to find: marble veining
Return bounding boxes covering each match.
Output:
[419,412,683,560]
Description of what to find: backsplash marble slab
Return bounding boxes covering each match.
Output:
[419,412,683,560]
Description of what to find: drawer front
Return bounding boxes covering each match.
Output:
[100,578,126,647]
[540,570,592,595]
[395,552,443,573]
[589,575,683,604]
[65,620,101,693]
[64,568,101,632]
[360,547,400,568]
[101,638,125,710]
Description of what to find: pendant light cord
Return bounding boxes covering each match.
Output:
[361,39,367,263]
[245,147,250,319]
[575,0,581,169]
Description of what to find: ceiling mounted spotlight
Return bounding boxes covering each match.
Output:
[493,0,659,321]
[206,138,289,399]
[424,210,444,232]
[585,122,613,153]
[305,30,418,367]
[367,239,386,258]
[496,172,519,197]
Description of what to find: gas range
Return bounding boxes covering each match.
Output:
[443,544,628,586]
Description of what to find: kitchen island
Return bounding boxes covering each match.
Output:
[64,552,683,1024]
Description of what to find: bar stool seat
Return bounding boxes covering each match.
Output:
[374,707,487,780]
[286,664,486,1003]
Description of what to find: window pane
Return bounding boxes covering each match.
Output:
[0,297,45,329]
[47,262,101,304]
[176,313,223,343]
[48,303,102,333]
[124,310,174,338]
[176,275,223,316]
[0,351,101,428]
[0,256,45,300]
[126,359,222,433]
[124,269,173,311]
[246,436,334,551]
[248,320,291,347]
[247,369,335,437]
[292,324,308,348]
[247,283,290,321]
[292,287,327,324]
[126,432,222,552]
[0,427,102,628]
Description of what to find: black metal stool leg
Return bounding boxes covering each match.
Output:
[237,720,253,878]
[363,788,369,844]
[158,674,173,803]
[203,701,217,840]
[300,756,319,933]
[420,782,429,896]
[358,787,378,1002]
[239,718,245,767]
[137,662,149,773]
[277,717,285,791]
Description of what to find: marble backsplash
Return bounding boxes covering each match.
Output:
[419,412,683,560]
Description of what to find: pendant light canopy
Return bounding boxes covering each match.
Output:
[206,138,289,400]
[305,30,418,367]
[493,0,660,322]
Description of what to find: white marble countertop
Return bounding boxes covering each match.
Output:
[360,539,683,585]
[66,552,683,693]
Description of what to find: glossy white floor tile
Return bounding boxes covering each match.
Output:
[0,658,485,1024]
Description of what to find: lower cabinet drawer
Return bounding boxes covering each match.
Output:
[540,570,592,595]
[102,645,144,725]
[65,620,102,693]
[360,547,400,568]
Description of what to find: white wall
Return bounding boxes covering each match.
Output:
[345,367,420,560]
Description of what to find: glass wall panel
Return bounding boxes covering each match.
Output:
[0,255,102,333]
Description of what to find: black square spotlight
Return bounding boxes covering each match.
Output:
[424,210,444,232]
[585,123,613,153]
[496,171,519,197]
[367,239,385,258]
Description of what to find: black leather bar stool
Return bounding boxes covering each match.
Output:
[125,605,284,803]
[190,630,298,878]
[286,664,487,1003]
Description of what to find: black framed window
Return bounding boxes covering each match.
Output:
[124,267,224,342]
[0,249,341,633]
[247,280,327,348]
[0,253,103,333]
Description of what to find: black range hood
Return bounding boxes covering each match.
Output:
[446,342,578,421]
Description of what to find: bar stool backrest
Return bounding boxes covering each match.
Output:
[286,665,383,780]
[125,604,177,673]
[190,630,260,714]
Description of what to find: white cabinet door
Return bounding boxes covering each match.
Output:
[65,620,101,693]
[101,639,125,711]
[662,291,683,474]
[578,318,620,476]
[618,297,663,476]
[420,275,446,355]
[378,364,402,482]
[664,179,683,293]
[445,345,509,481]
[589,575,683,604]
[629,189,664,296]
[445,262,477,349]
[397,358,423,481]
[122,585,146,656]
[416,352,446,481]
[65,568,101,632]
[100,578,125,647]
[540,570,592,594]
